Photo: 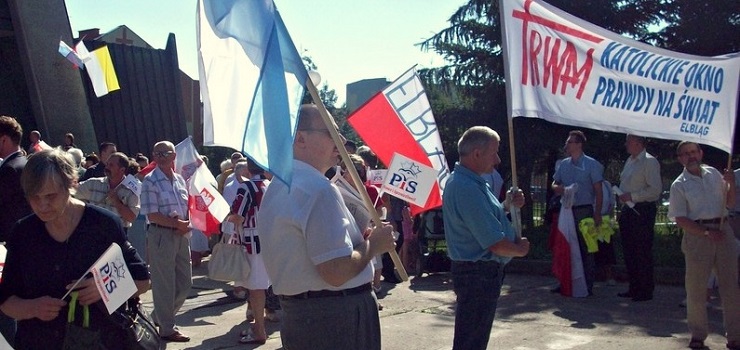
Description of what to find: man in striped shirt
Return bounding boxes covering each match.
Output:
[140,140,192,343]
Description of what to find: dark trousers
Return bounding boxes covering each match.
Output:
[0,313,15,347]
[451,260,505,350]
[381,220,404,280]
[572,205,596,294]
[618,203,656,298]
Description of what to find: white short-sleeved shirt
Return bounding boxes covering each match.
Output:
[668,165,727,221]
[257,160,373,296]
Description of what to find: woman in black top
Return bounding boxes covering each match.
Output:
[0,148,150,349]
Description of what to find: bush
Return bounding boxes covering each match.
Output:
[522,224,684,269]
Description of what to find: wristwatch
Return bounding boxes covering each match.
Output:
[703,230,710,237]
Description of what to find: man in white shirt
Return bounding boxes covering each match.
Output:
[668,141,739,350]
[258,104,395,350]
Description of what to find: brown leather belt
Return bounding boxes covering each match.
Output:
[280,283,372,300]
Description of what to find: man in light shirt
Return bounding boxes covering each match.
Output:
[668,141,738,350]
[258,104,395,350]
[76,152,140,231]
[616,135,662,302]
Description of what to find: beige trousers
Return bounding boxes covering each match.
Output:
[682,222,740,342]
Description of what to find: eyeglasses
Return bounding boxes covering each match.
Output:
[154,151,174,158]
[300,128,346,142]
[300,128,332,136]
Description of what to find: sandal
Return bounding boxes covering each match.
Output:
[239,334,267,345]
[688,338,706,349]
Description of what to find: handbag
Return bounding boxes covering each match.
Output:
[62,291,102,350]
[208,226,251,281]
[113,298,162,350]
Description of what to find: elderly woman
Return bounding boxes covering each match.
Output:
[0,149,150,349]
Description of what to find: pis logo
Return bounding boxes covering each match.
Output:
[99,259,127,294]
[389,162,422,194]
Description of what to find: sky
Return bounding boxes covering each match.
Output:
[64,0,468,106]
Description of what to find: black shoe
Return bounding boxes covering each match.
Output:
[382,275,402,284]
[617,292,633,298]
[632,295,653,302]
[550,286,561,294]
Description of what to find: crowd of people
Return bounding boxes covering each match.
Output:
[0,111,737,350]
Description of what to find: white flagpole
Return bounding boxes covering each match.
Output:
[305,76,409,282]
[499,0,523,238]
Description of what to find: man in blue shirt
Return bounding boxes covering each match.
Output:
[552,130,604,295]
[443,126,530,350]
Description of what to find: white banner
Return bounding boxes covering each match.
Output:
[381,153,438,207]
[90,243,137,314]
[501,0,739,152]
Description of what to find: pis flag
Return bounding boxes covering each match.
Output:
[381,153,439,208]
[121,174,142,196]
[90,243,137,314]
[500,0,740,152]
[188,168,230,235]
[198,0,307,186]
[348,68,450,214]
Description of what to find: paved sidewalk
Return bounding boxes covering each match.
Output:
[140,262,734,350]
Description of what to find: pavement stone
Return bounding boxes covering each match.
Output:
[139,260,734,350]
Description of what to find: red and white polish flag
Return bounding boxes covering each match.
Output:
[348,68,450,214]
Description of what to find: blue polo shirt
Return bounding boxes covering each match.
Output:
[553,154,604,206]
[442,162,515,264]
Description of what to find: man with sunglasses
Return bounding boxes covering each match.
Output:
[140,141,192,342]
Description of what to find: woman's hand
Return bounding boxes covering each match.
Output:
[31,296,66,321]
[67,278,102,306]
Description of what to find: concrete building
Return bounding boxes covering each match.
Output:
[346,78,390,113]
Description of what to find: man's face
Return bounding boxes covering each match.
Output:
[477,139,501,174]
[300,121,345,171]
[153,144,176,168]
[104,156,126,180]
[624,136,642,155]
[564,135,581,156]
[101,145,117,163]
[677,143,702,170]
[29,133,39,143]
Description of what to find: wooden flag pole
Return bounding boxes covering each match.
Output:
[499,0,523,238]
[305,77,409,282]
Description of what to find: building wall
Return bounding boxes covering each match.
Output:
[5,0,96,152]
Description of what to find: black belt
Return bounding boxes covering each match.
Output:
[632,202,656,207]
[572,204,593,209]
[280,283,372,300]
[694,217,726,225]
[148,223,176,230]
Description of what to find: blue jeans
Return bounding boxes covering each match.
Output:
[451,260,505,350]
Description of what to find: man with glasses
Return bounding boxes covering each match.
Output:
[258,104,395,349]
[140,141,192,342]
[668,141,739,350]
[551,130,604,296]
